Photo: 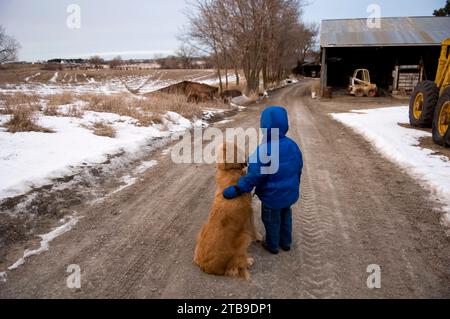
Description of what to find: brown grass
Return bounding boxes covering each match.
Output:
[43,103,60,116]
[43,92,83,117]
[1,93,41,114]
[4,106,53,133]
[91,122,116,138]
[142,92,227,120]
[46,92,74,106]
[65,105,84,118]
[77,91,228,127]
[79,93,156,126]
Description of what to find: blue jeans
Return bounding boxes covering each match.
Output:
[261,204,292,251]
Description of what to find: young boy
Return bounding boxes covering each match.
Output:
[223,106,303,255]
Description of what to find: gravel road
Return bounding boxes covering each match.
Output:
[1,81,449,298]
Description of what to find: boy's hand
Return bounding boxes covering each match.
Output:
[223,186,242,200]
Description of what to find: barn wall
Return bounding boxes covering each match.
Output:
[323,46,441,91]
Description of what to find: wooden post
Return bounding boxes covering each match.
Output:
[393,65,399,91]
[320,47,327,97]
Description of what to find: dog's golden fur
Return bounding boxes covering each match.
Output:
[194,142,256,280]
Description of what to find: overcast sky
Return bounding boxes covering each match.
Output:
[0,0,445,61]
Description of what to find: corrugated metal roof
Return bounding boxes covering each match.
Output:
[320,16,450,48]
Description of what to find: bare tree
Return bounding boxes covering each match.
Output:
[176,45,198,69]
[89,55,104,69]
[296,23,319,63]
[184,0,227,93]
[108,55,123,69]
[182,0,309,94]
[0,26,20,63]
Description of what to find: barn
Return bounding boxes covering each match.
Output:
[319,16,450,96]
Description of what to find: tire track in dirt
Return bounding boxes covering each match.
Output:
[100,164,212,298]
[297,170,340,298]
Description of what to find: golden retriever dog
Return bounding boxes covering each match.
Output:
[194,142,256,280]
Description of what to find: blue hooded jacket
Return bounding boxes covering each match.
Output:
[237,106,303,209]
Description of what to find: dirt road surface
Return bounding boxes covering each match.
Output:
[1,81,449,298]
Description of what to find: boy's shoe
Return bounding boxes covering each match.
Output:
[262,241,279,255]
[280,245,291,252]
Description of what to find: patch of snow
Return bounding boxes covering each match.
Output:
[0,272,7,283]
[49,72,59,83]
[163,112,192,132]
[0,110,168,200]
[8,213,80,271]
[134,160,158,174]
[193,119,207,128]
[216,119,233,125]
[161,148,171,155]
[203,108,224,117]
[331,106,450,224]
[111,175,137,195]
[25,72,40,82]
[200,74,236,86]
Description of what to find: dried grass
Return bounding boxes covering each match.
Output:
[77,91,227,127]
[1,93,41,114]
[141,92,224,120]
[46,92,74,106]
[65,105,85,118]
[43,103,60,116]
[91,121,116,138]
[4,106,53,133]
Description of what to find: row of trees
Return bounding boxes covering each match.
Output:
[181,0,318,93]
[88,55,123,69]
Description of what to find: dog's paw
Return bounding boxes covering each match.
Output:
[225,268,239,277]
[247,257,255,267]
[252,231,263,243]
[242,269,251,281]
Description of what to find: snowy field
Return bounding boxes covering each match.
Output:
[0,107,227,201]
[331,106,450,227]
[0,70,239,200]
[0,71,236,96]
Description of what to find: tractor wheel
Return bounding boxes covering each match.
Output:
[409,80,439,128]
[368,89,377,97]
[432,87,450,147]
[355,88,365,97]
[346,86,352,95]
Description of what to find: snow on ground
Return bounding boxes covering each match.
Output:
[111,175,138,196]
[0,272,6,283]
[0,72,235,96]
[134,160,158,174]
[0,106,219,200]
[109,160,158,194]
[331,106,450,227]
[49,72,59,83]
[7,213,81,271]
[25,72,41,82]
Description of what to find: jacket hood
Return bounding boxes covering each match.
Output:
[260,106,289,139]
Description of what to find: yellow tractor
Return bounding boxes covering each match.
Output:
[410,38,450,146]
